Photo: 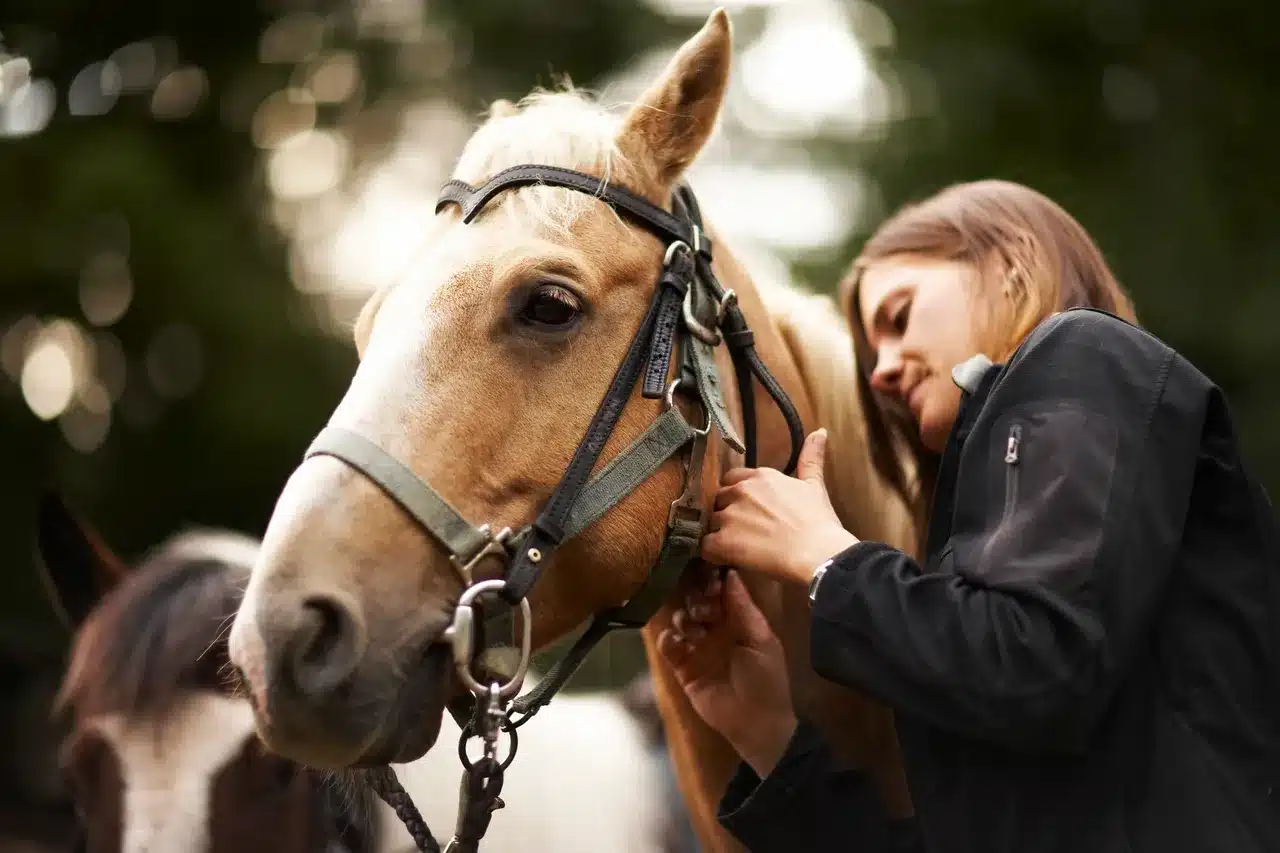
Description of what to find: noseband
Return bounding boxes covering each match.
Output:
[303,165,806,852]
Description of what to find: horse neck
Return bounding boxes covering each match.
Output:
[754,276,917,551]
[641,233,915,853]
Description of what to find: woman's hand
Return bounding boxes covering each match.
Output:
[701,429,859,586]
[658,570,798,777]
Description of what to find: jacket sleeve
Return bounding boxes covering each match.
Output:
[811,311,1212,752]
[718,718,925,853]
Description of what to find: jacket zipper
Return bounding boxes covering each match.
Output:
[1002,423,1022,521]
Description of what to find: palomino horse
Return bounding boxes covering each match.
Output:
[228,8,916,853]
[34,495,698,853]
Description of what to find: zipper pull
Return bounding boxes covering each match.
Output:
[1005,424,1021,464]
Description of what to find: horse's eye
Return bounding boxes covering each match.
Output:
[518,283,582,330]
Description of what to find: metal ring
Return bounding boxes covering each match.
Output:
[690,224,704,256]
[662,378,711,437]
[450,579,533,700]
[716,289,737,325]
[682,287,722,346]
[457,720,519,773]
[663,240,691,267]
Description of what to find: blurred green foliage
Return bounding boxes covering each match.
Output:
[820,0,1280,490]
[0,0,678,657]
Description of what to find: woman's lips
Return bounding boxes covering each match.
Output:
[906,379,925,418]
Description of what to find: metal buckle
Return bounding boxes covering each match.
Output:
[663,239,691,267]
[450,524,513,585]
[457,682,519,773]
[690,224,705,257]
[716,289,737,325]
[663,378,710,528]
[442,579,533,700]
[663,377,712,437]
[682,285,737,347]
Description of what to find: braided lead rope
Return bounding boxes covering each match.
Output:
[367,766,441,853]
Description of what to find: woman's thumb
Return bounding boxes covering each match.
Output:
[724,570,775,646]
[797,429,827,485]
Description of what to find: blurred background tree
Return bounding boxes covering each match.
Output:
[0,0,1275,737]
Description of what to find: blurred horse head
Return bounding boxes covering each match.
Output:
[35,494,374,853]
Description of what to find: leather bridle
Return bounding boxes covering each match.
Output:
[302,165,806,852]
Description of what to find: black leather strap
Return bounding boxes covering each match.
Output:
[500,279,668,603]
[436,165,710,253]
[642,248,694,398]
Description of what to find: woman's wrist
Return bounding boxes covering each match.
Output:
[788,527,859,586]
[733,710,799,779]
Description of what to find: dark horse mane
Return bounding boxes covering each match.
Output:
[55,533,246,721]
[55,528,379,853]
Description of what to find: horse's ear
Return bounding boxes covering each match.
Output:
[35,492,130,631]
[617,8,732,187]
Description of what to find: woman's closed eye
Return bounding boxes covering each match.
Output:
[890,299,911,336]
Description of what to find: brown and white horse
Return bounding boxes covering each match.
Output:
[35,495,697,853]
[37,495,375,853]
[228,9,917,852]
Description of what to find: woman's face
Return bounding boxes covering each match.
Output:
[857,254,982,452]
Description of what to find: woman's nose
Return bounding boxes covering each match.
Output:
[869,349,904,395]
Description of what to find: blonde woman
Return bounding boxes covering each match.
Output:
[661,180,1280,853]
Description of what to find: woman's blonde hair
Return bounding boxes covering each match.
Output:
[840,179,1137,546]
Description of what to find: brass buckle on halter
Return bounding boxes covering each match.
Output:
[450,524,514,585]
[664,378,712,529]
[442,578,533,700]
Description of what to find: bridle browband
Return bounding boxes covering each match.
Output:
[302,164,806,852]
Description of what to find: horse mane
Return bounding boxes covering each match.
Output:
[449,86,654,236]
[54,529,256,722]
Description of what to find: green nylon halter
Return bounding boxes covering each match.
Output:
[300,168,806,737]
[304,266,723,729]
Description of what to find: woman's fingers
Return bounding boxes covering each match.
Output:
[671,607,707,642]
[684,582,723,624]
[713,483,746,511]
[719,467,758,488]
[656,627,689,666]
[700,530,738,567]
[722,570,775,646]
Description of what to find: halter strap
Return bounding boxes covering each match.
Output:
[306,428,495,579]
[436,165,711,256]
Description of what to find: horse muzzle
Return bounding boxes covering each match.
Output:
[229,584,455,769]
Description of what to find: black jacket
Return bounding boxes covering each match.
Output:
[718,309,1280,853]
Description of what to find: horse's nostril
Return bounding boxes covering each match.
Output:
[289,594,362,698]
[300,597,342,664]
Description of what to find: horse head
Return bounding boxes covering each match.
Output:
[226,9,793,772]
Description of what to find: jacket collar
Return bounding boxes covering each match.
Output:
[923,354,1004,560]
[951,353,996,396]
